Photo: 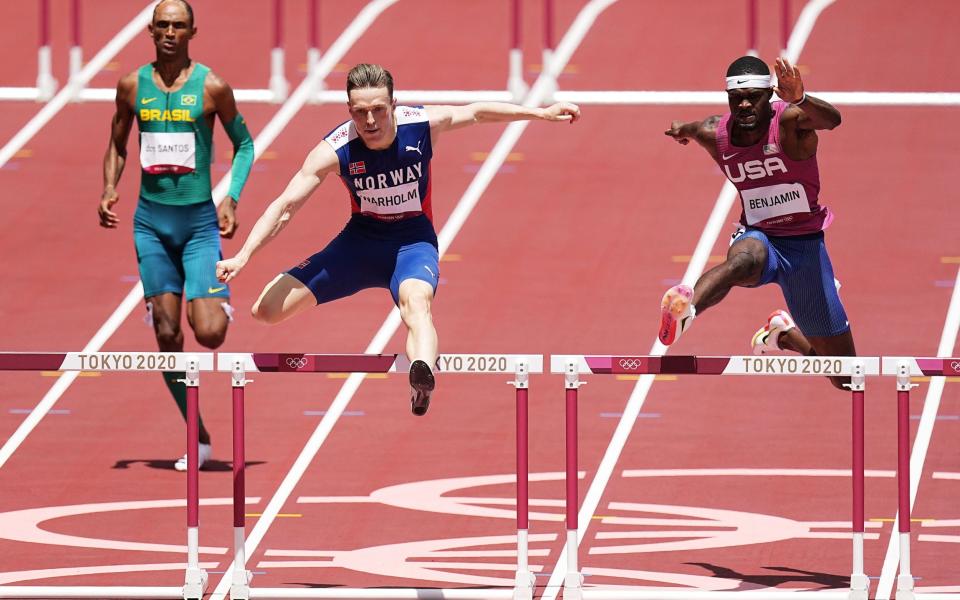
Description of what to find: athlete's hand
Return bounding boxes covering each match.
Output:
[216,255,246,283]
[774,57,805,104]
[218,198,239,238]
[98,190,120,228]
[664,121,690,145]
[543,102,581,124]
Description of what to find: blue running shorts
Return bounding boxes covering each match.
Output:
[733,227,850,337]
[133,198,229,301]
[287,215,440,306]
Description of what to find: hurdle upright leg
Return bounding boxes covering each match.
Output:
[231,359,254,600]
[846,361,869,600]
[509,360,535,600]
[563,360,585,600]
[181,356,208,600]
[895,361,918,600]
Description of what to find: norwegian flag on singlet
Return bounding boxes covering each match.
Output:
[348,161,366,175]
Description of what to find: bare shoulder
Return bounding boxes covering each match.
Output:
[204,69,234,99]
[115,69,138,102]
[308,138,341,175]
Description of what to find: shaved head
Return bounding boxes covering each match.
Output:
[154,0,194,26]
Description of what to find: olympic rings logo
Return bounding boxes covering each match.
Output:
[619,358,642,370]
[950,360,960,372]
[286,357,308,369]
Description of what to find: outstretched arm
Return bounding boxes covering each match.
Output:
[427,101,580,142]
[216,141,339,283]
[664,115,721,160]
[100,73,136,228]
[775,57,841,131]
[208,71,255,239]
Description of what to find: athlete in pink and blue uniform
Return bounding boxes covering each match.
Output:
[661,56,856,389]
[216,64,580,413]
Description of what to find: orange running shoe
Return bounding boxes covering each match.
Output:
[751,309,797,355]
[659,284,695,345]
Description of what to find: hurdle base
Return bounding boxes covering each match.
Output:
[231,570,253,600]
[846,572,868,600]
[512,569,535,600]
[182,567,208,600]
[564,572,584,600]
[896,573,916,600]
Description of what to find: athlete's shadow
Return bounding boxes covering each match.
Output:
[112,459,266,472]
[686,562,849,590]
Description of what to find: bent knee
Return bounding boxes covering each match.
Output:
[399,291,432,317]
[154,322,183,349]
[726,250,763,281]
[194,326,227,349]
[251,299,287,325]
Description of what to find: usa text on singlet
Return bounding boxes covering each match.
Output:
[714,100,833,236]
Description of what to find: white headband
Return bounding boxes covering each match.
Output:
[725,74,772,90]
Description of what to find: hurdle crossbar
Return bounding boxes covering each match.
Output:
[0,352,214,600]
[215,353,542,600]
[550,355,878,600]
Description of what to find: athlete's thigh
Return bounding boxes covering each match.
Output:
[728,228,776,287]
[778,236,850,337]
[255,273,318,321]
[181,201,229,302]
[287,228,394,304]
[134,202,185,298]
[390,241,439,305]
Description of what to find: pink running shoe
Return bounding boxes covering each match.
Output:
[659,284,695,345]
[751,309,797,355]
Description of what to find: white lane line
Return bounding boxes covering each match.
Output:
[0,2,155,168]
[539,1,837,598]
[0,0,396,471]
[875,265,960,600]
[205,1,618,598]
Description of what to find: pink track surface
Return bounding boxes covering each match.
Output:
[1,0,959,595]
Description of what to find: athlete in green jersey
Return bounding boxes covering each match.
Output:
[99,0,254,471]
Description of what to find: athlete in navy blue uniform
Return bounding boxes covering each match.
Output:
[216,64,580,415]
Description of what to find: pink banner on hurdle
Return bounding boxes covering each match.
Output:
[251,353,399,373]
[914,358,960,376]
[0,353,67,371]
[584,355,731,375]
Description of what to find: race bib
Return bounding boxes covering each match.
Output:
[741,183,809,225]
[356,181,422,218]
[140,131,196,174]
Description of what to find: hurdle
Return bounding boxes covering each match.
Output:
[550,354,880,600]
[882,357,960,600]
[216,352,543,600]
[0,352,215,600]
[746,0,792,57]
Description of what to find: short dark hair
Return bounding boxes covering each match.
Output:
[726,56,770,78]
[154,0,194,27]
[346,64,394,99]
